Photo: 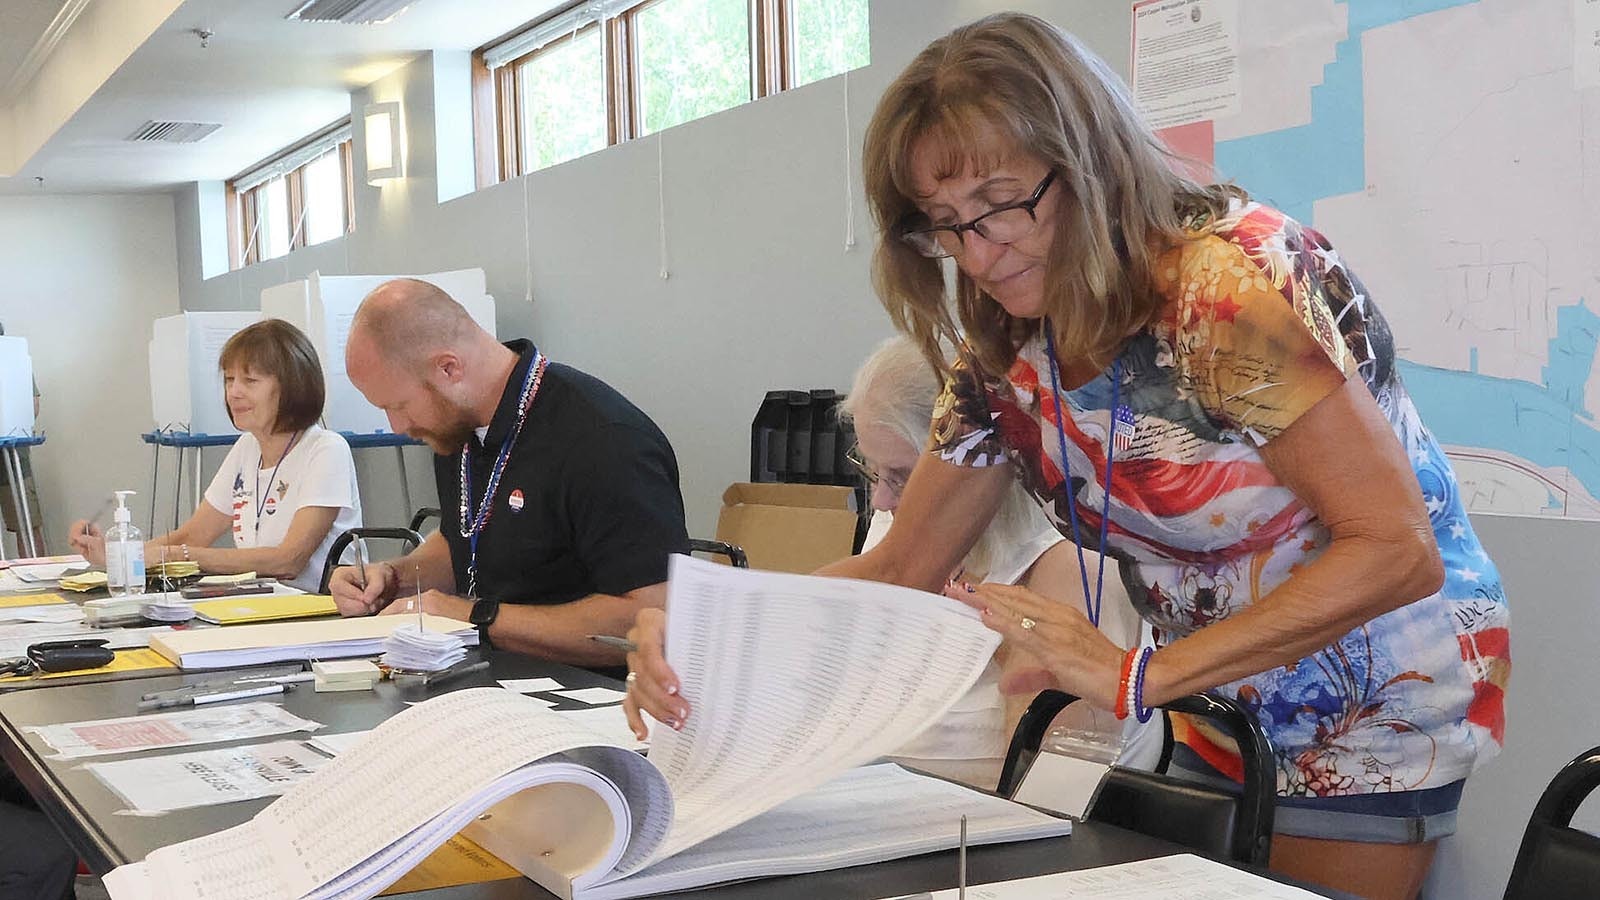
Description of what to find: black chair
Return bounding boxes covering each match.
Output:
[998,690,1275,867]
[409,507,441,536]
[317,526,425,594]
[687,538,748,568]
[1504,746,1600,900]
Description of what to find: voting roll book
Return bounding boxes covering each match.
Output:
[102,556,1072,900]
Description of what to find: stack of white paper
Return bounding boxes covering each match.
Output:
[147,614,476,669]
[379,623,466,672]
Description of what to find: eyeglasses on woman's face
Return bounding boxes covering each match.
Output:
[897,171,1057,259]
[845,445,910,496]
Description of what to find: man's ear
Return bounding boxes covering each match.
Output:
[432,351,465,384]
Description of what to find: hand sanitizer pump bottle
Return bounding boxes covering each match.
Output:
[105,490,145,597]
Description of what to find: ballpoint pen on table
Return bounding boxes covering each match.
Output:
[424,659,490,688]
[138,683,293,711]
[587,634,639,653]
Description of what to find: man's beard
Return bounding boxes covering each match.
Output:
[412,387,478,454]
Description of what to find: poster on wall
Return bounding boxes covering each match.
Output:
[1134,0,1600,520]
[1130,0,1241,131]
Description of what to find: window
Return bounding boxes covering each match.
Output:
[477,0,869,181]
[790,0,869,89]
[229,119,355,269]
[517,25,607,173]
[635,0,751,136]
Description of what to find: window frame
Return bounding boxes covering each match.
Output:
[227,119,356,271]
[474,0,858,186]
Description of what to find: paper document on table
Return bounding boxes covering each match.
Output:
[0,605,84,623]
[86,740,330,814]
[305,730,374,757]
[103,560,1053,900]
[109,689,664,900]
[498,676,564,693]
[25,702,321,760]
[551,687,626,706]
[0,591,68,608]
[634,554,1002,867]
[10,563,78,582]
[0,622,171,659]
[899,853,1326,898]
[552,705,647,751]
[591,764,1070,900]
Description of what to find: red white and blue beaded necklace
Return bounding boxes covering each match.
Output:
[459,348,548,598]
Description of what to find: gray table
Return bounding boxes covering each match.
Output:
[0,650,1343,898]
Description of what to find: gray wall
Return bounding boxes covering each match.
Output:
[167,3,1571,897]
[0,194,180,553]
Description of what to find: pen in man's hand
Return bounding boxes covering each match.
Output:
[587,634,638,653]
[355,537,371,591]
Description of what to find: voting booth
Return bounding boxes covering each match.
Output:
[147,312,263,435]
[260,269,496,434]
[0,337,33,438]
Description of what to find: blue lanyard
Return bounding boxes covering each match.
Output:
[1042,324,1122,629]
[255,431,302,537]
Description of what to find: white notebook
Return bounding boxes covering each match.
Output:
[104,556,1070,900]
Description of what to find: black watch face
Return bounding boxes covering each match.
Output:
[471,599,497,626]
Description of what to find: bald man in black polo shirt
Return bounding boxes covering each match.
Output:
[330,279,688,670]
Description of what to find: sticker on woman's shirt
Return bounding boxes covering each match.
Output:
[508,489,525,512]
[1113,405,1137,453]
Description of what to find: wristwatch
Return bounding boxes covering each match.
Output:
[469,596,500,650]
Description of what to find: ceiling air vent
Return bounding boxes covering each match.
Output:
[284,0,419,24]
[126,121,222,143]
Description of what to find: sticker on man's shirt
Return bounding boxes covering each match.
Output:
[263,496,278,516]
[508,489,525,512]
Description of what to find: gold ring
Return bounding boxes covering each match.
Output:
[625,671,639,686]
[1020,616,1037,631]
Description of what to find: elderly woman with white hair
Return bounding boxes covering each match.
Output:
[842,335,1160,789]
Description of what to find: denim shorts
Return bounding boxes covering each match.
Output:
[1168,742,1466,844]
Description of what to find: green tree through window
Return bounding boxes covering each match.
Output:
[519,27,607,172]
[637,0,751,136]
[792,0,869,89]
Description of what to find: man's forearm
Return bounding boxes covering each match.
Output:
[486,584,664,666]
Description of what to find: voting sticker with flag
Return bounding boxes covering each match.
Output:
[1112,404,1137,454]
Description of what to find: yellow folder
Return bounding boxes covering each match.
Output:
[190,594,340,625]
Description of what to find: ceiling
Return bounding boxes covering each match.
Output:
[0,0,82,102]
[0,0,567,194]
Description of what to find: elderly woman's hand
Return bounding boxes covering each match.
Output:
[622,607,691,741]
[949,581,1127,710]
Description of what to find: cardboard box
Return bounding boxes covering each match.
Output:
[713,483,859,574]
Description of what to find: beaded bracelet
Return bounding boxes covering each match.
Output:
[1113,646,1139,721]
[1131,646,1156,724]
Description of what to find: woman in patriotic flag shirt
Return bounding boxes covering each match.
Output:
[625,13,1508,899]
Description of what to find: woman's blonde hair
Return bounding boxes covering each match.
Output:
[840,335,1054,579]
[863,12,1240,378]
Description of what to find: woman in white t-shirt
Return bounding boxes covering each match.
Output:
[840,336,1160,789]
[69,319,362,592]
